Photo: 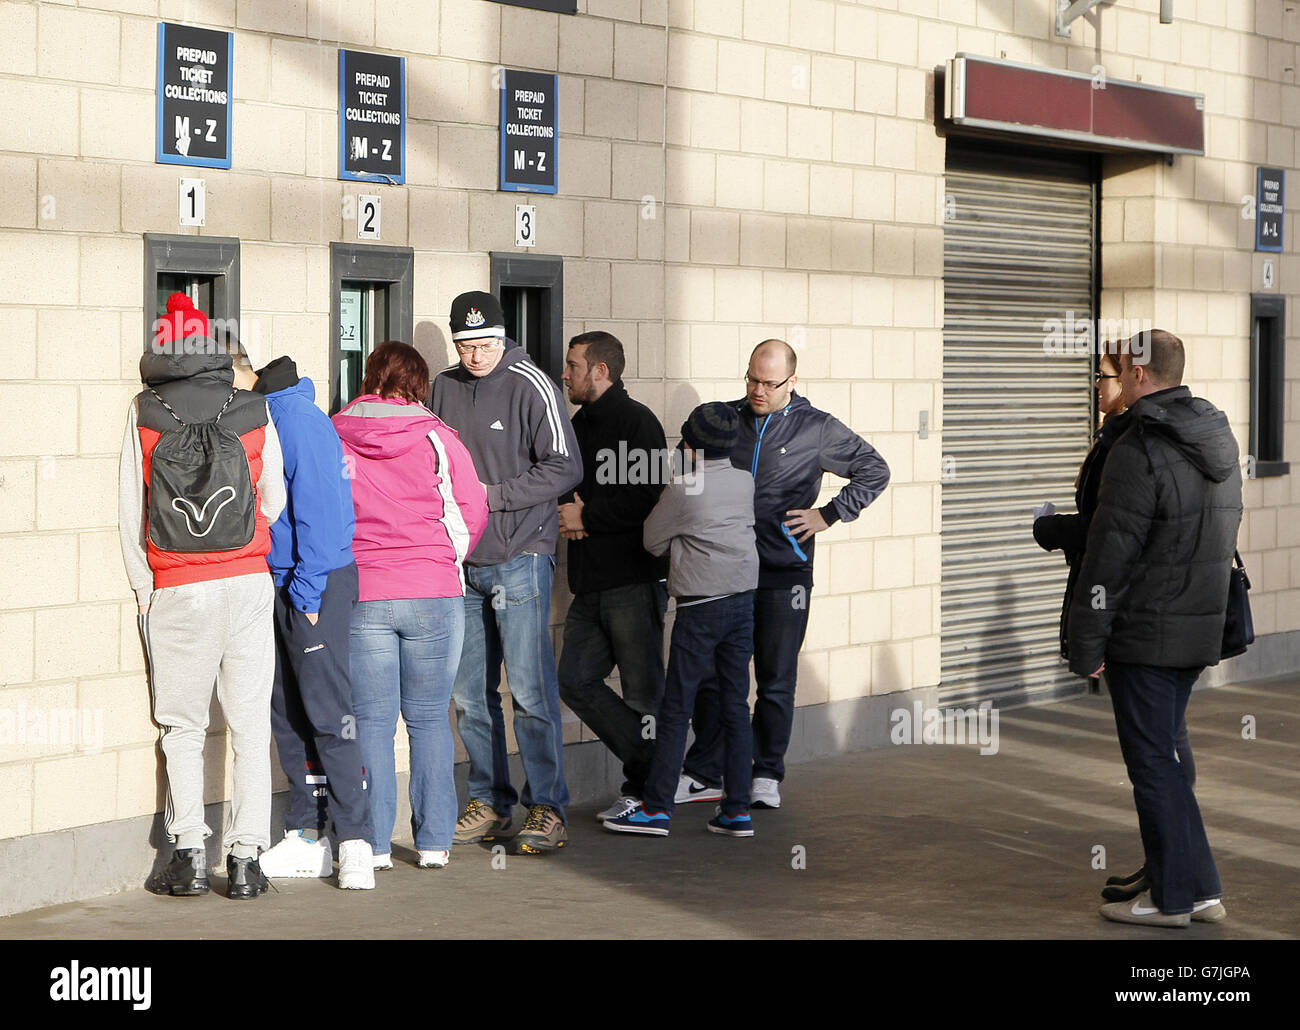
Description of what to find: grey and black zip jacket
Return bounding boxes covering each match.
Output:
[728,392,890,589]
[430,342,582,567]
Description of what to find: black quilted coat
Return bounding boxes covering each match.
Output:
[1066,386,1243,676]
[1033,409,1132,661]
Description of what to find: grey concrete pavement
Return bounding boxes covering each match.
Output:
[3,677,1297,939]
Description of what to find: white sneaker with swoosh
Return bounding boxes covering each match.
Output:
[1099,890,1191,928]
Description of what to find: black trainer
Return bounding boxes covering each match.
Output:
[145,848,210,897]
[226,854,269,900]
[1101,866,1150,902]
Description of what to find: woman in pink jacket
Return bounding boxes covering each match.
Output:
[333,342,488,871]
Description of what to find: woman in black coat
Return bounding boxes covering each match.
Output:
[1033,350,1193,902]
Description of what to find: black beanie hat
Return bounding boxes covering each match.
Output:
[681,402,740,459]
[450,291,506,342]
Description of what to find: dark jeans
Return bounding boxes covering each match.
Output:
[270,562,373,843]
[685,586,810,786]
[558,581,667,798]
[642,592,755,818]
[1107,661,1220,914]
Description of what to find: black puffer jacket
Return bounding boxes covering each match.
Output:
[1033,409,1132,660]
[1067,386,1243,675]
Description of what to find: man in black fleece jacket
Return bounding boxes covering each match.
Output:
[556,332,669,823]
[1070,330,1242,928]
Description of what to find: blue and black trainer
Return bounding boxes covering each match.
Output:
[602,804,671,836]
[707,810,754,837]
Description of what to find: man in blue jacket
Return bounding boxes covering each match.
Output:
[232,351,375,890]
[681,339,890,810]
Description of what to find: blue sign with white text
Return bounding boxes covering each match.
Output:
[1256,167,1284,253]
[500,70,557,194]
[156,22,232,169]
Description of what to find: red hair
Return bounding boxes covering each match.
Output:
[362,341,429,404]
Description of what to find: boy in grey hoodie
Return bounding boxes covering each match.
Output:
[603,402,759,838]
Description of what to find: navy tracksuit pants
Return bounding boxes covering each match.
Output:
[270,562,373,843]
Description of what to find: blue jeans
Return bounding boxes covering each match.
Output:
[642,592,755,818]
[349,597,464,854]
[1106,661,1221,914]
[685,586,810,785]
[558,581,667,797]
[453,553,569,820]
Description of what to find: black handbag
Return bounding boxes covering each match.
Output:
[1220,550,1254,660]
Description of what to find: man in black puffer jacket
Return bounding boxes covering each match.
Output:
[1068,330,1242,928]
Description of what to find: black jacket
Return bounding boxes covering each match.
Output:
[727,393,889,589]
[1067,386,1243,675]
[565,381,668,594]
[1033,409,1132,660]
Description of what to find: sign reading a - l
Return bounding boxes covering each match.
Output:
[1256,167,1284,253]
[500,70,557,194]
[156,23,232,169]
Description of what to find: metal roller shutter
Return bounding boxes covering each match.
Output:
[940,145,1097,708]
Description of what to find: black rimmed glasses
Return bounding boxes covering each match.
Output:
[744,373,794,392]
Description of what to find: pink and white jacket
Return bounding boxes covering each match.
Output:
[332,395,488,602]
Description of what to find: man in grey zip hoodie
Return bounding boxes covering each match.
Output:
[430,291,583,853]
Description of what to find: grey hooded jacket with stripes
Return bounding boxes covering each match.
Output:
[430,341,583,567]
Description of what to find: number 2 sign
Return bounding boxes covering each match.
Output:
[357,195,381,240]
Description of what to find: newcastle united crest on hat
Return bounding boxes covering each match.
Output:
[450,291,506,342]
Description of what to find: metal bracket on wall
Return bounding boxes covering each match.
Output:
[1055,0,1105,37]
[1057,1,1175,37]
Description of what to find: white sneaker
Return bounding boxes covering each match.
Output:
[674,775,723,804]
[338,839,376,889]
[751,777,781,809]
[417,849,450,868]
[257,830,333,878]
[596,796,641,823]
[372,852,394,871]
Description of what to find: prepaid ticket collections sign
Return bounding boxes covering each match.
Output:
[1256,167,1284,253]
[339,49,406,184]
[156,22,232,169]
[500,69,557,194]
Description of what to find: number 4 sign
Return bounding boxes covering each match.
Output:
[179,178,206,226]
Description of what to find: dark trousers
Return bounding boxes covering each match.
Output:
[270,562,373,843]
[558,581,668,798]
[642,592,755,818]
[685,586,810,786]
[1106,660,1220,914]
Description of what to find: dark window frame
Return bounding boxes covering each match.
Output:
[142,233,240,353]
[1249,292,1289,478]
[490,251,564,383]
[489,0,576,13]
[329,242,414,414]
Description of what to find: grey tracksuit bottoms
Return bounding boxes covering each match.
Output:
[140,572,275,852]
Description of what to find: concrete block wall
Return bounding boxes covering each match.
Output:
[0,0,1296,859]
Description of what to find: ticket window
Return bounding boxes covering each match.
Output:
[143,234,240,352]
[156,273,215,322]
[492,252,563,383]
[337,280,393,409]
[330,243,414,413]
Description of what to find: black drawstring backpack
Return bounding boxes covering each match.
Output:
[146,387,257,553]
